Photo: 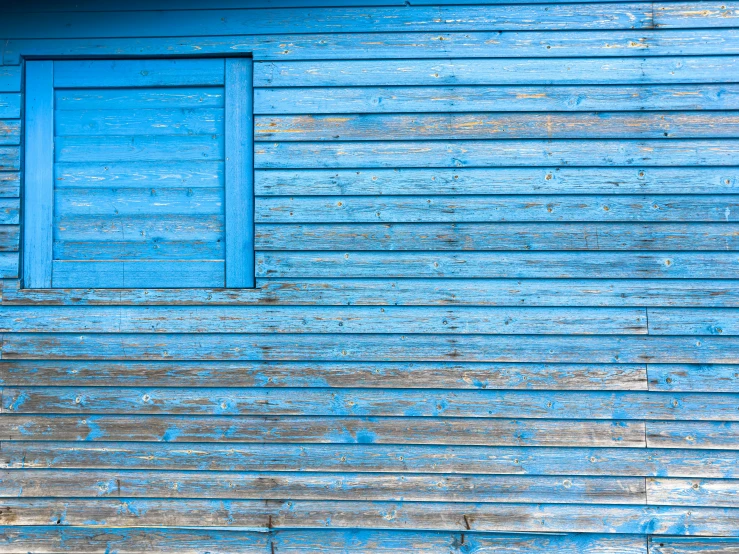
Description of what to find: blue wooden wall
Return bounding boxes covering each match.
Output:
[1,1,739,552]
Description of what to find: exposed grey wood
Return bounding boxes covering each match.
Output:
[255,223,739,252]
[255,112,739,141]
[0,306,648,335]
[647,478,739,508]
[0,415,647,447]
[0,360,648,390]
[5,278,739,308]
[6,442,736,478]
[254,197,739,223]
[0,499,737,535]
[254,168,739,196]
[650,536,739,554]
[648,364,739,392]
[0,470,646,504]
[647,421,739,449]
[3,333,738,364]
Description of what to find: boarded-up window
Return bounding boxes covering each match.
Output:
[23,58,254,288]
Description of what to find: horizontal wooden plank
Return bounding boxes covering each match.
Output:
[0,226,19,252]
[648,364,739,392]
[0,173,20,197]
[0,4,656,39]
[650,537,739,553]
[54,239,224,261]
[0,360,646,390]
[10,28,739,65]
[255,112,739,141]
[0,120,20,146]
[0,147,20,171]
[0,528,648,554]
[0,499,737,535]
[255,57,739,87]
[257,252,739,279]
[54,59,225,88]
[55,161,223,189]
[255,196,739,223]
[0,199,19,225]
[255,140,739,168]
[655,2,739,28]
[0,526,269,554]
[51,261,225,288]
[55,187,223,216]
[55,87,224,110]
[256,223,739,251]
[0,253,18,279]
[0,306,647,335]
[56,135,224,163]
[254,168,739,196]
[0,470,646,504]
[0,67,20,93]
[5,278,739,307]
[56,214,223,241]
[649,309,739,336]
[4,387,735,420]
[0,415,646,446]
[3,333,739,364]
[255,84,739,114]
[647,478,739,508]
[7,442,737,478]
[56,108,223,136]
[647,421,739,449]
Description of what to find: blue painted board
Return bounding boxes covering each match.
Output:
[23,61,54,289]
[225,58,255,288]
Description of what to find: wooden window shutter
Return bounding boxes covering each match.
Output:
[23,58,254,288]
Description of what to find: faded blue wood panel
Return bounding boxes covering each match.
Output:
[23,61,54,289]
[225,58,255,288]
[9,29,739,65]
[5,442,737,478]
[254,57,739,87]
[0,4,657,39]
[47,58,240,289]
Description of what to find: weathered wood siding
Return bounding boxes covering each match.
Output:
[1,1,739,551]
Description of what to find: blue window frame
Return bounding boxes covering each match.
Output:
[23,58,254,288]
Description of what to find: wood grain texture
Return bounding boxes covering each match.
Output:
[0,306,648,334]
[648,364,739,392]
[647,478,739,508]
[0,360,647,389]
[256,84,739,114]
[0,528,649,554]
[650,536,739,553]
[256,222,739,251]
[255,196,739,223]
[647,421,739,449]
[0,4,657,39]
[225,58,255,288]
[256,167,739,196]
[3,333,739,364]
[3,387,735,420]
[0,470,646,504]
[10,29,739,65]
[255,112,739,141]
[6,442,736,478]
[0,415,646,446]
[257,251,739,279]
[255,140,739,169]
[5,278,739,307]
[0,499,737,535]
[22,61,54,289]
[255,57,739,87]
